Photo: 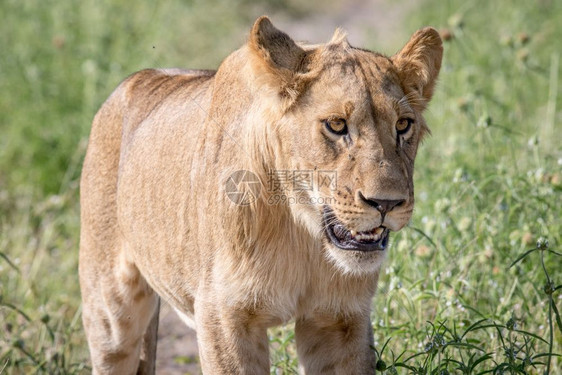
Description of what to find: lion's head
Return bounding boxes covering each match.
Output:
[240,17,442,275]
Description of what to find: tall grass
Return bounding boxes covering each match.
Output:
[0,0,560,373]
[366,0,562,373]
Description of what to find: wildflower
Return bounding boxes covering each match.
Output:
[506,318,517,331]
[521,232,533,245]
[415,245,431,257]
[544,281,555,295]
[440,28,454,41]
[536,237,549,250]
[517,32,530,45]
[477,115,492,128]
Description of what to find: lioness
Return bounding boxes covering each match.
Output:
[79,16,442,374]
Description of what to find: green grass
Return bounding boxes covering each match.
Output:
[365,1,562,372]
[1,0,560,373]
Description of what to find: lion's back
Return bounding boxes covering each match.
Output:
[80,68,215,290]
[119,68,215,137]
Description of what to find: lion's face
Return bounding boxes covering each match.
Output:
[247,19,442,274]
[281,51,423,274]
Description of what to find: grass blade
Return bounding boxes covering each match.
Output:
[508,247,538,268]
[0,252,20,273]
[551,296,562,335]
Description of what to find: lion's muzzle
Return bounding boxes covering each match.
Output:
[322,206,390,251]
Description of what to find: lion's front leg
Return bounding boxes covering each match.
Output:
[295,312,376,375]
[194,303,270,374]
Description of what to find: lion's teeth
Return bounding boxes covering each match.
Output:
[350,230,357,236]
[354,233,381,242]
[375,227,384,235]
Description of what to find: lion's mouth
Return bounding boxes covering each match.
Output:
[322,206,389,252]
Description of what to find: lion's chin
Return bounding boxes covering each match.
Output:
[325,244,387,276]
[321,206,389,275]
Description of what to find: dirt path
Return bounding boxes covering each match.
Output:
[156,303,200,374]
[156,2,412,373]
[273,0,414,52]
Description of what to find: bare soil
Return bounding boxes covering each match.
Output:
[156,302,200,375]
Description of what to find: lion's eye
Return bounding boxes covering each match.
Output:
[396,118,414,135]
[324,118,348,135]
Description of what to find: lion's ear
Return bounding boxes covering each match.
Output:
[392,27,443,107]
[248,16,308,104]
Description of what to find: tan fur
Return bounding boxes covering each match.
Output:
[79,16,442,374]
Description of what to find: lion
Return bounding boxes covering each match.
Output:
[79,16,442,374]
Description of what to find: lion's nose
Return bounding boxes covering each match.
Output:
[358,192,405,215]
